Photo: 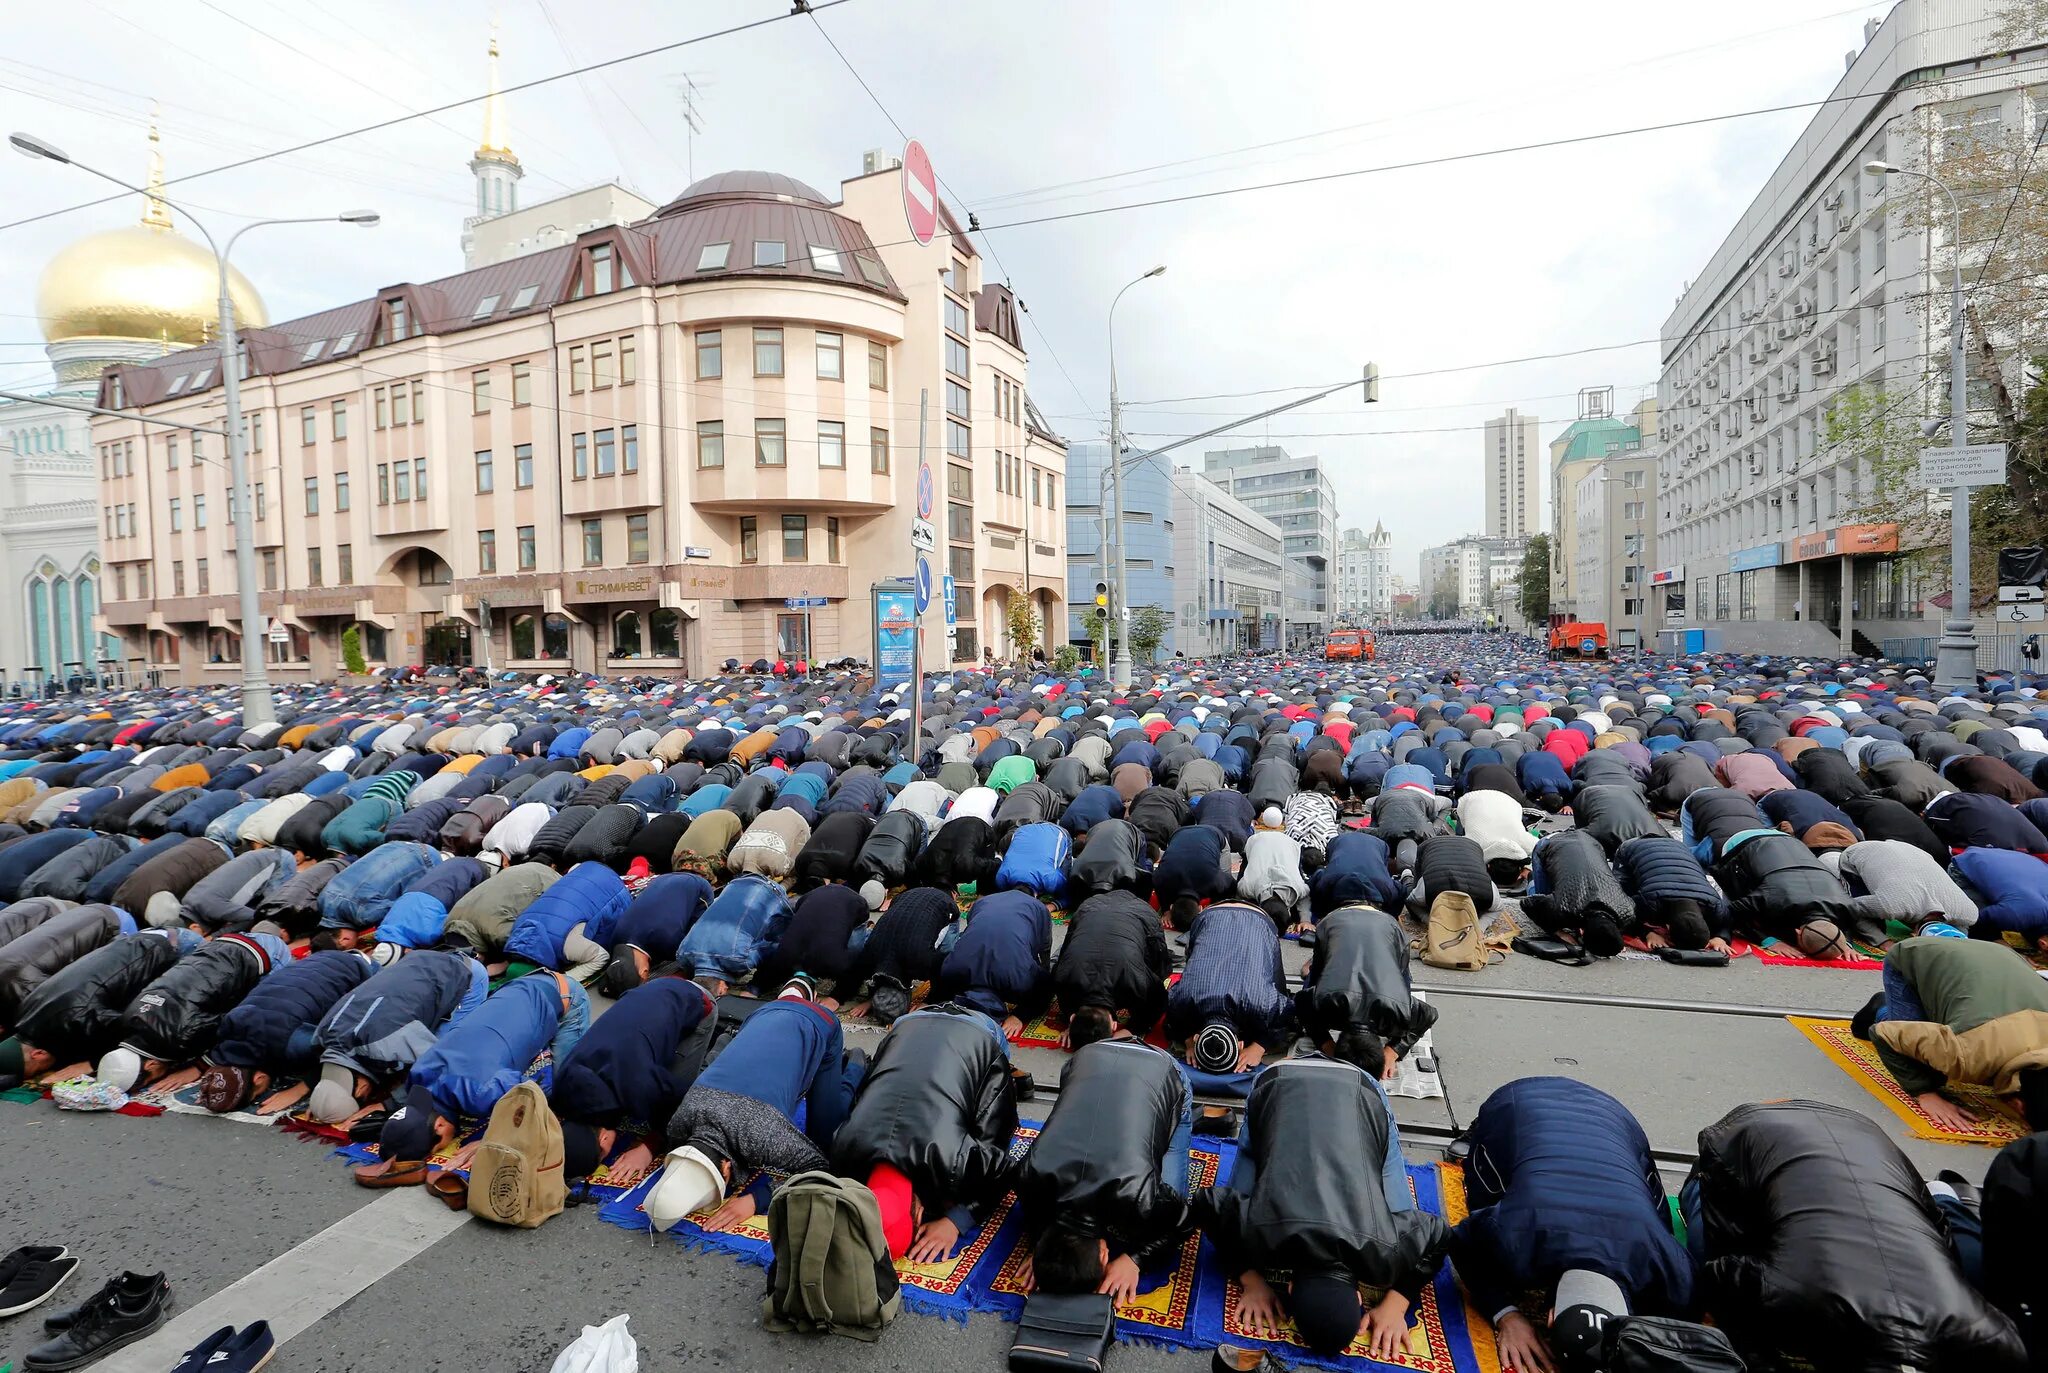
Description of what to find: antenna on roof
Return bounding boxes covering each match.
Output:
[675,75,706,186]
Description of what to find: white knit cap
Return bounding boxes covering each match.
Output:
[646,1146,725,1232]
[96,1046,143,1092]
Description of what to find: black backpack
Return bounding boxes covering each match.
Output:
[1603,1315,1745,1373]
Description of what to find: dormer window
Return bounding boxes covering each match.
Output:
[109,374,124,408]
[754,240,787,268]
[381,297,409,343]
[165,373,190,396]
[590,244,615,295]
[698,242,730,271]
[510,285,538,310]
[472,293,501,321]
[809,244,843,275]
[333,331,358,353]
[300,339,326,363]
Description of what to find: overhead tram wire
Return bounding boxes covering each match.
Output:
[0,0,859,234]
[805,6,1098,420]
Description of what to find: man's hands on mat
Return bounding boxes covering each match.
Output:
[607,1142,655,1188]
[906,1217,961,1264]
[1916,1091,1980,1132]
[1002,1015,1025,1042]
[1236,1271,1284,1337]
[709,1192,759,1229]
[1098,1254,1142,1304]
[1364,1291,1410,1361]
[1494,1311,1556,1373]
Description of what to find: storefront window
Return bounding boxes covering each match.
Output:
[543,614,571,659]
[1715,574,1732,621]
[356,622,387,661]
[511,614,537,659]
[612,611,642,657]
[650,608,681,657]
[1738,570,1758,621]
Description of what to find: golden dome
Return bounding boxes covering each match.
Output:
[38,223,267,346]
[35,124,267,346]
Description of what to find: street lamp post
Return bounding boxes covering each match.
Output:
[1107,265,1165,690]
[1866,159,1974,689]
[12,131,378,725]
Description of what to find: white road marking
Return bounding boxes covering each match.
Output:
[93,1190,469,1371]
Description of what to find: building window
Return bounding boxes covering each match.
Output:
[517,525,536,570]
[475,449,494,492]
[613,610,642,656]
[514,442,533,488]
[511,361,532,406]
[261,550,278,590]
[620,335,636,384]
[393,461,411,502]
[254,481,267,522]
[413,457,426,501]
[593,340,614,388]
[945,297,970,335]
[818,421,845,469]
[816,331,843,380]
[1032,468,1042,505]
[250,413,264,452]
[809,243,843,274]
[947,420,970,458]
[627,513,649,564]
[696,330,722,379]
[697,421,724,469]
[392,382,410,426]
[167,437,178,469]
[754,326,784,377]
[740,515,758,563]
[306,548,322,587]
[332,399,348,439]
[173,562,186,596]
[947,463,972,499]
[756,418,786,467]
[589,243,615,294]
[595,428,616,476]
[478,529,497,573]
[948,500,972,542]
[1047,474,1058,509]
[569,345,589,393]
[304,477,319,514]
[196,558,210,594]
[375,388,389,429]
[697,242,730,271]
[754,239,786,268]
[169,498,183,532]
[651,607,680,656]
[871,426,889,473]
[336,471,350,511]
[194,494,207,529]
[622,424,639,474]
[338,544,353,583]
[948,545,974,583]
[472,369,491,413]
[573,432,589,480]
[945,337,969,377]
[782,514,808,562]
[827,516,841,562]
[946,380,970,418]
[869,340,887,389]
[301,406,317,445]
[582,518,603,566]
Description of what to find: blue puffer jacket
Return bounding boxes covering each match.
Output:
[410,970,587,1121]
[995,822,1071,898]
[1614,837,1725,917]
[547,727,594,761]
[611,872,715,961]
[316,949,486,1080]
[819,772,890,819]
[1451,1076,1696,1319]
[504,861,630,968]
[211,949,376,1070]
[376,891,453,950]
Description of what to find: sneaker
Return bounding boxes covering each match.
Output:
[169,1326,236,1373]
[0,1248,77,1317]
[212,1321,276,1373]
[22,1271,171,1372]
[1213,1344,1293,1373]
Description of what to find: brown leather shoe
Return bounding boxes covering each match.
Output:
[352,1158,429,1189]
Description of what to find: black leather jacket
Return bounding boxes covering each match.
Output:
[0,903,124,1029]
[1297,906,1437,1055]
[1018,1039,1191,1265]
[1197,1055,1448,1299]
[830,1004,1018,1227]
[12,931,182,1061]
[118,933,275,1063]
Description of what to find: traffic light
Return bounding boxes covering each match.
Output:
[1362,362,1380,404]
[1094,582,1109,611]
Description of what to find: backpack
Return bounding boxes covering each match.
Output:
[466,1081,566,1228]
[760,1171,901,1340]
[1602,1315,1746,1373]
[1415,891,1505,970]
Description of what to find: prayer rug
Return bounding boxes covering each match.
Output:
[133,1073,308,1126]
[1998,929,2048,971]
[1744,938,1885,970]
[595,1124,1040,1320]
[983,1140,1224,1352]
[1192,1162,1503,1373]
[1788,1015,2029,1145]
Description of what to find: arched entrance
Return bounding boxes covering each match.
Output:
[423,618,473,667]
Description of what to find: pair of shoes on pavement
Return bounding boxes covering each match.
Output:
[1214,1344,1292,1373]
[20,1270,171,1371]
[172,1322,275,1373]
[0,1246,78,1319]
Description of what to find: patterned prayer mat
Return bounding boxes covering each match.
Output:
[1788,1015,2029,1145]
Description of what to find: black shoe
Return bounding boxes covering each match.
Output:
[1213,1343,1293,1373]
[169,1326,236,1373]
[0,1247,77,1317]
[23,1271,171,1371]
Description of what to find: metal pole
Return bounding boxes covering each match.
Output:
[1108,340,1131,688]
[1098,461,1111,669]
[909,389,928,756]
[217,252,276,728]
[1935,185,1976,691]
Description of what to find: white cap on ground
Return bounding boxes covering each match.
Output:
[96,1046,142,1092]
[309,1064,359,1123]
[646,1145,725,1232]
[860,879,888,911]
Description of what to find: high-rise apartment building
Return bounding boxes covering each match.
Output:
[1202,445,1336,647]
[1483,408,1541,538]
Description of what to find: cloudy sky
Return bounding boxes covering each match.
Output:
[0,0,1893,580]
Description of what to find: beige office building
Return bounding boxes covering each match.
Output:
[88,153,1068,682]
[1482,408,1541,539]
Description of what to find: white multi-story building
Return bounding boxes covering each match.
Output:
[1483,408,1542,539]
[1202,445,1337,646]
[1336,522,1393,619]
[1422,534,1524,623]
[1657,2,2048,654]
[1172,468,1286,655]
[1569,452,1657,649]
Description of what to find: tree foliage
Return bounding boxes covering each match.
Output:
[341,625,368,676]
[1518,536,1552,624]
[1127,605,1172,662]
[1004,588,1040,660]
[1427,569,1460,619]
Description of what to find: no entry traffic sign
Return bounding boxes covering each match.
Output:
[902,139,938,247]
[916,463,934,520]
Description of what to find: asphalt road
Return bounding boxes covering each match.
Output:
[0,915,1991,1371]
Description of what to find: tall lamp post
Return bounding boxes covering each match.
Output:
[1107,265,1165,689]
[1865,159,1974,689]
[12,131,378,726]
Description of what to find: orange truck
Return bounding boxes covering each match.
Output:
[1325,630,1374,661]
[1548,621,1610,657]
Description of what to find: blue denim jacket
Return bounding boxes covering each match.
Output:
[677,873,794,980]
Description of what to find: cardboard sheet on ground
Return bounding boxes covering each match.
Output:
[1788,1015,2029,1145]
